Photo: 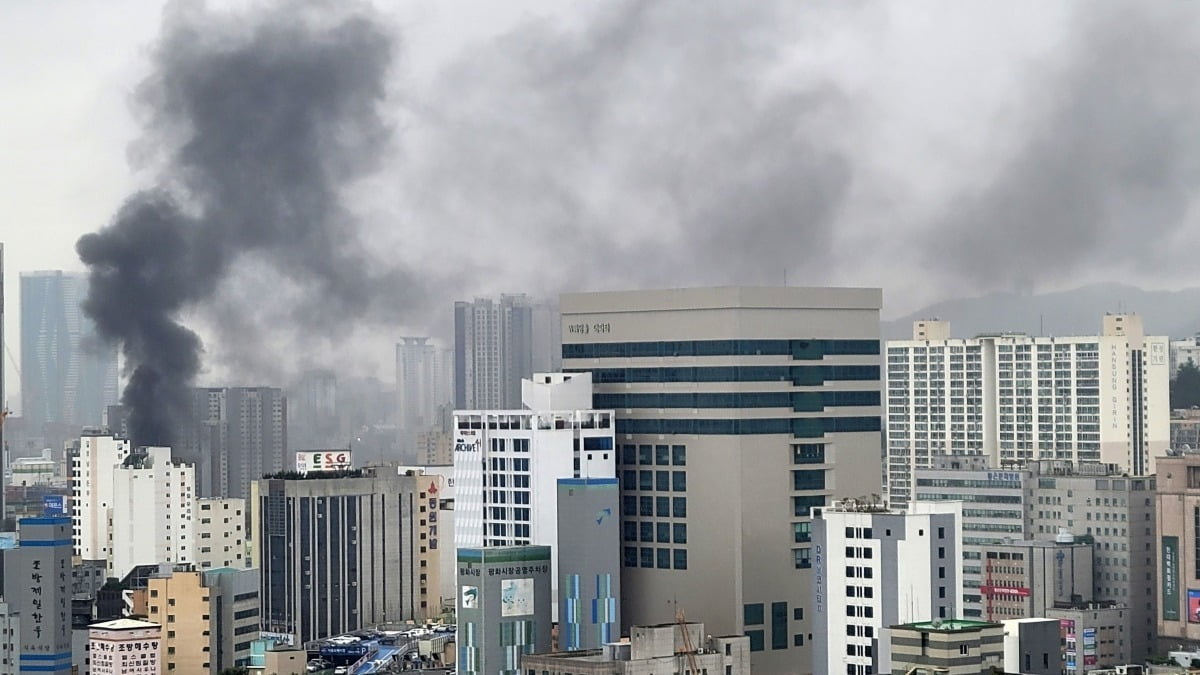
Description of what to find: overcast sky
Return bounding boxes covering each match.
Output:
[3,0,1199,406]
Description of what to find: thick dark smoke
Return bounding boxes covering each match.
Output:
[76,2,407,446]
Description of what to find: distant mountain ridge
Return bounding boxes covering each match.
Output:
[884,283,1200,341]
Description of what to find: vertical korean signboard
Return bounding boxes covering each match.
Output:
[1164,536,1180,621]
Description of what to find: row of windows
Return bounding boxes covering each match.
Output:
[623,547,687,569]
[564,339,880,359]
[616,416,881,437]
[622,495,687,518]
[622,470,687,492]
[743,602,791,652]
[619,445,686,466]
[623,522,688,544]
[568,365,880,384]
[594,390,880,410]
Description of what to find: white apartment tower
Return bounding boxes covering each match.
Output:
[812,500,964,675]
[453,372,615,555]
[72,433,133,562]
[110,446,195,579]
[886,314,1168,508]
[194,498,249,570]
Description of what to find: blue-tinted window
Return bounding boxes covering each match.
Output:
[673,549,688,570]
[673,523,687,543]
[623,547,638,567]
[794,548,811,569]
[638,445,653,465]
[657,523,670,543]
[639,471,653,491]
[656,471,670,491]
[672,445,686,465]
[793,444,825,464]
[621,496,637,516]
[583,437,613,451]
[744,603,765,625]
[640,548,654,568]
[771,602,788,650]
[564,339,878,359]
[673,498,687,518]
[622,522,637,542]
[639,497,653,517]
[793,470,826,491]
[672,471,687,492]
[793,522,811,543]
[657,548,671,569]
[656,497,671,517]
[746,630,765,652]
[622,471,636,490]
[620,445,636,465]
[793,496,825,517]
[655,445,670,465]
[640,522,654,542]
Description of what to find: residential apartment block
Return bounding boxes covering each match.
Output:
[886,315,1169,508]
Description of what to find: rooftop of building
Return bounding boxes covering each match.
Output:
[560,285,883,313]
[91,618,160,631]
[895,619,1001,633]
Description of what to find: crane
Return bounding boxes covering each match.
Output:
[675,609,702,675]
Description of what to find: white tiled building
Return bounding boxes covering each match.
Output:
[886,314,1169,508]
[110,447,195,580]
[72,433,132,563]
[87,618,161,675]
[812,500,963,675]
[194,498,248,570]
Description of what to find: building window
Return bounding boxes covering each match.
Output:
[656,497,670,517]
[640,522,653,542]
[655,445,670,465]
[640,548,654,568]
[657,523,671,543]
[746,630,764,652]
[673,498,687,518]
[672,471,687,491]
[771,602,788,650]
[744,604,765,626]
[672,445,686,466]
[623,547,637,567]
[794,548,811,569]
[656,471,670,491]
[673,549,688,570]
[657,548,670,569]
[673,523,688,544]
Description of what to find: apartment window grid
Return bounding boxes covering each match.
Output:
[482,436,535,546]
[619,443,687,570]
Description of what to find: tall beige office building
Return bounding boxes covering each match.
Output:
[561,286,883,675]
[1156,453,1200,650]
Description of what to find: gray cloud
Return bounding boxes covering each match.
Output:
[924,2,1200,288]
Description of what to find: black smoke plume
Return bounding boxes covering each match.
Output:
[76,2,400,446]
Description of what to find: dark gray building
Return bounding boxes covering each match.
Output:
[3,516,73,673]
[456,546,552,675]
[556,478,620,651]
[184,387,286,499]
[454,295,535,410]
[255,468,441,645]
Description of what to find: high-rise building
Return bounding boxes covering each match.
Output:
[556,477,620,651]
[19,271,118,429]
[396,337,452,454]
[182,387,286,499]
[453,373,615,562]
[254,467,442,644]
[71,433,133,564]
[812,500,964,675]
[885,315,1169,509]
[1,243,6,525]
[4,516,74,674]
[110,447,195,579]
[286,369,338,451]
[1155,453,1200,649]
[87,618,161,675]
[455,545,552,675]
[454,294,537,410]
[912,456,1029,619]
[561,286,884,674]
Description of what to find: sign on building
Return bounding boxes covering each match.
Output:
[295,450,352,474]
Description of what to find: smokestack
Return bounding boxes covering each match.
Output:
[76,2,397,447]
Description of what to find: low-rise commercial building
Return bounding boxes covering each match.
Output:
[194,498,248,570]
[978,535,1093,621]
[520,622,750,675]
[886,620,1003,675]
[1156,453,1200,649]
[88,618,161,675]
[456,546,552,675]
[1047,603,1131,674]
[1001,618,1062,675]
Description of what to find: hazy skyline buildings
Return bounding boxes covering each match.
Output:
[182,386,286,500]
[396,336,452,454]
[454,295,560,411]
[19,270,117,429]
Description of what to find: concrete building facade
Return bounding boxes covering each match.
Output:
[886,315,1169,508]
[0,602,19,675]
[813,500,964,675]
[912,456,1029,619]
[110,447,195,580]
[977,537,1093,621]
[453,371,615,593]
[4,517,74,674]
[87,618,160,675]
[140,566,259,674]
[520,622,750,675]
[455,546,552,675]
[1046,604,1131,674]
[562,286,884,675]
[556,478,620,651]
[886,620,1003,675]
[71,433,132,563]
[1001,618,1062,675]
[1155,454,1200,649]
[255,468,441,644]
[194,498,248,570]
